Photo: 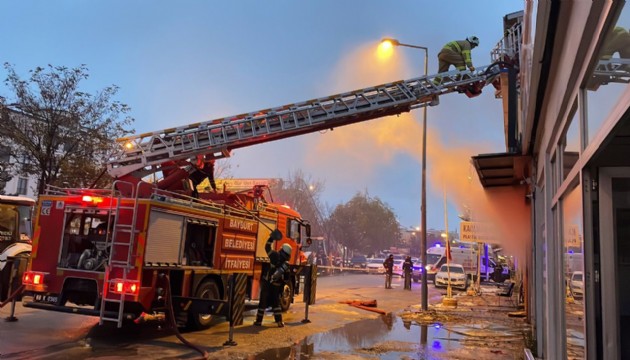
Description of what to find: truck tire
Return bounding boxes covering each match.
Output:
[187,279,220,330]
[279,281,293,312]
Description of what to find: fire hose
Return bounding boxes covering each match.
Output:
[160,273,209,360]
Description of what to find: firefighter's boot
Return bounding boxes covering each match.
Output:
[273,305,284,327]
[254,308,264,326]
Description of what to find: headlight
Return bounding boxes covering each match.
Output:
[425,265,431,270]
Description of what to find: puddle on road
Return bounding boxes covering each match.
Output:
[254,313,525,360]
[254,313,461,359]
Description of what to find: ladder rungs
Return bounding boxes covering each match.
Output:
[100,317,121,322]
[109,261,132,266]
[112,241,133,246]
[102,298,122,304]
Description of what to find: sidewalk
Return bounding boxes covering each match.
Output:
[401,283,533,360]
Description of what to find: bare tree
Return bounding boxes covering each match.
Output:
[0,64,134,194]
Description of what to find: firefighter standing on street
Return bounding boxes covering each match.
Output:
[383,254,394,289]
[254,229,292,328]
[437,36,480,73]
[402,256,413,290]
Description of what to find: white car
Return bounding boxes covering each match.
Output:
[434,264,468,290]
[393,259,405,276]
[570,271,584,298]
[366,258,385,274]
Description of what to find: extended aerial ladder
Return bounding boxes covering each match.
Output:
[108,64,509,186]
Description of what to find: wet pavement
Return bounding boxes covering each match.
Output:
[253,286,532,360]
[1,275,538,359]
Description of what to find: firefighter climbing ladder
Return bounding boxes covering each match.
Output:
[107,65,505,179]
[99,180,142,327]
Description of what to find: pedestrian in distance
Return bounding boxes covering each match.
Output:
[383,254,394,289]
[254,229,292,328]
[402,256,413,290]
[437,36,480,73]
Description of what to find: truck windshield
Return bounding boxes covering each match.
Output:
[426,253,442,265]
[0,203,32,252]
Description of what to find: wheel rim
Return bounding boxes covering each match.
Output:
[197,282,219,323]
[280,283,292,311]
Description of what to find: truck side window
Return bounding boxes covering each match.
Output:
[288,219,300,242]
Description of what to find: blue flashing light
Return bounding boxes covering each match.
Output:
[432,340,442,350]
[435,244,441,248]
[568,250,574,254]
[459,245,464,248]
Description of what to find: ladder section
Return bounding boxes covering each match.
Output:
[107,64,503,178]
[592,59,630,84]
[99,182,141,328]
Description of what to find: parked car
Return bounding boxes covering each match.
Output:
[570,271,584,298]
[393,258,405,276]
[350,255,368,271]
[366,258,385,274]
[434,264,469,290]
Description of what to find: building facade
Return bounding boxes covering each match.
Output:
[483,2,630,359]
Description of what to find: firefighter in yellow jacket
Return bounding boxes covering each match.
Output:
[438,36,480,73]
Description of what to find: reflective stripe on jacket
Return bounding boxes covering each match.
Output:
[442,40,473,68]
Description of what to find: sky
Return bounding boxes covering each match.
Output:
[0,0,524,234]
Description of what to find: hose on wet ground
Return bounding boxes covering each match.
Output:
[160,273,209,360]
[0,284,24,309]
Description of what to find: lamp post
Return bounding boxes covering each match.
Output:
[380,38,429,311]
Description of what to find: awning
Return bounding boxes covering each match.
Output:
[472,152,531,188]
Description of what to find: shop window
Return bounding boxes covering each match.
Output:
[17,177,28,195]
[561,181,585,358]
[561,105,580,182]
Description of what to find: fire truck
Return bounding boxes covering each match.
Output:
[21,47,516,329]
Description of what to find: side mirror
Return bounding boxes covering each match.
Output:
[306,224,311,237]
[306,238,312,246]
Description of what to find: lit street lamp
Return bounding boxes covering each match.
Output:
[380,37,429,311]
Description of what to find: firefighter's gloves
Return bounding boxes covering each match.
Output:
[268,229,283,242]
[468,66,475,72]
[271,262,289,283]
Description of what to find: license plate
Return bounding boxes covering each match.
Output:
[34,294,58,304]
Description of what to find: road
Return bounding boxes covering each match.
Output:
[0,273,455,359]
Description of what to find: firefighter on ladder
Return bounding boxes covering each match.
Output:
[254,229,292,328]
[437,36,479,73]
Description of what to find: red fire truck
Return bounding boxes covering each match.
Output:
[23,179,313,330]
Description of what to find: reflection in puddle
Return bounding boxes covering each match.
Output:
[254,313,466,359]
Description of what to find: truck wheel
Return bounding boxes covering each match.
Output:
[187,279,220,330]
[279,281,293,312]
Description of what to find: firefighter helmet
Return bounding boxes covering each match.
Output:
[281,244,292,257]
[467,36,480,47]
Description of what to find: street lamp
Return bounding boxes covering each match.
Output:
[380,38,429,311]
